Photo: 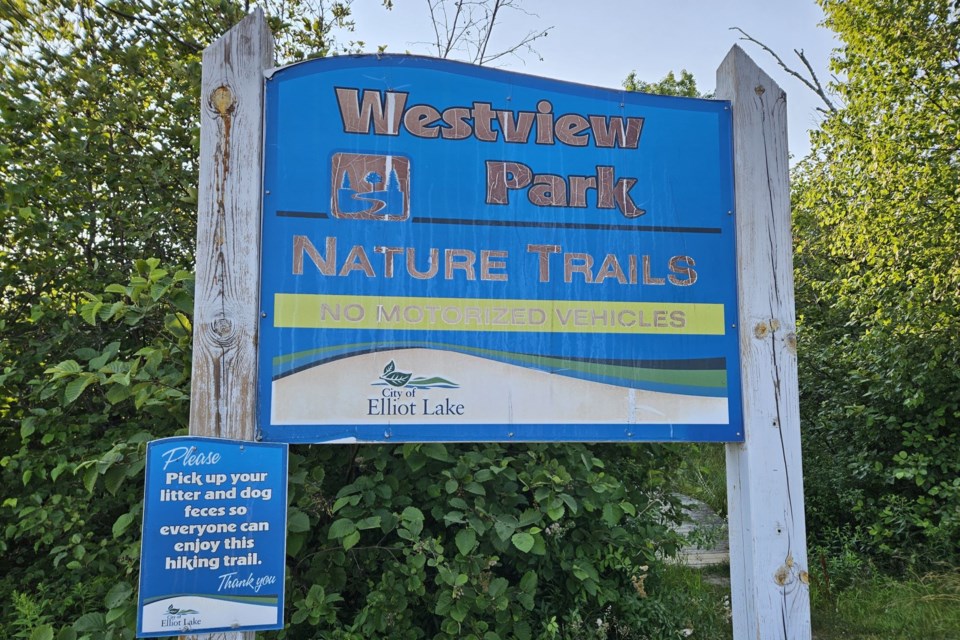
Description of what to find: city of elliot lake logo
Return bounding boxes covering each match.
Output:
[368,361,464,417]
[331,152,410,221]
[160,603,201,629]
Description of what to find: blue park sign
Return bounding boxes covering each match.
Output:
[137,437,287,637]
[257,55,741,443]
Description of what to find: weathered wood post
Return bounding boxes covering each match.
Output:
[717,46,812,638]
[187,9,274,640]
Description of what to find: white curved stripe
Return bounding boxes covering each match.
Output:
[272,348,727,425]
[140,595,277,634]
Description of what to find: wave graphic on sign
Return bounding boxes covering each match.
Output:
[272,341,726,398]
[139,594,278,635]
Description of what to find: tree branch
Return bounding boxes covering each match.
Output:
[96,1,202,53]
[425,0,551,66]
[731,27,837,113]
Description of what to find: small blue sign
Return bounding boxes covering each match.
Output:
[259,55,741,443]
[137,437,287,637]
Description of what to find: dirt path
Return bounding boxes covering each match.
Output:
[674,494,729,568]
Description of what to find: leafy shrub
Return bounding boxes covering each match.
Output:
[276,442,696,639]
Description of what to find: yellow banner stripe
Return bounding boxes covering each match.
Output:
[274,294,725,335]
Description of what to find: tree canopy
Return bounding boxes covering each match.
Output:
[793,0,959,564]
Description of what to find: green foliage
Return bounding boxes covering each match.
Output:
[0,0,388,635]
[671,444,727,519]
[623,69,711,99]
[810,568,960,639]
[653,566,732,640]
[0,262,193,638]
[794,0,960,567]
[273,442,705,639]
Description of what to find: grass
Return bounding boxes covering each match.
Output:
[674,443,727,517]
[810,569,960,639]
[657,564,732,640]
[658,563,960,640]
[669,447,960,639]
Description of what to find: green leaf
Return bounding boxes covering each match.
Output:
[82,465,98,494]
[288,509,311,533]
[73,612,106,633]
[104,581,133,609]
[56,627,77,640]
[331,494,360,512]
[455,528,477,556]
[64,374,96,404]
[401,506,424,523]
[112,512,135,538]
[443,510,465,525]
[89,341,120,369]
[30,626,54,640]
[79,300,103,325]
[601,503,623,527]
[105,383,133,404]
[487,576,508,598]
[511,532,535,553]
[105,604,127,624]
[381,370,411,387]
[422,442,449,461]
[519,570,537,592]
[356,516,381,530]
[401,506,424,536]
[328,518,356,539]
[287,532,308,557]
[103,465,126,496]
[559,493,579,514]
[474,468,493,482]
[20,417,37,440]
[494,517,517,542]
[464,481,485,495]
[342,529,361,551]
[46,359,81,377]
[518,509,541,527]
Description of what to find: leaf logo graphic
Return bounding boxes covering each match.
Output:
[166,604,199,616]
[380,361,412,387]
[372,361,459,389]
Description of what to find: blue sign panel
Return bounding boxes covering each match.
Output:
[137,437,287,637]
[259,55,741,443]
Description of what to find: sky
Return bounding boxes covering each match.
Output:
[348,0,840,160]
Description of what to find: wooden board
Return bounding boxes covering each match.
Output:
[717,45,812,639]
[187,9,274,640]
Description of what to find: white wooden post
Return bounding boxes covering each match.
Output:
[717,46,811,639]
[186,9,273,640]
